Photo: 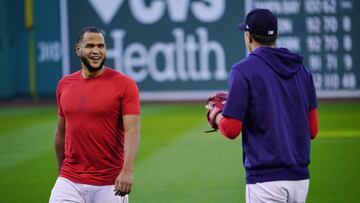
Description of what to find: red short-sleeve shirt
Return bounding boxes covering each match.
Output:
[56,67,140,185]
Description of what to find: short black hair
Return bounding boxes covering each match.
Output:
[77,27,105,43]
[252,33,277,46]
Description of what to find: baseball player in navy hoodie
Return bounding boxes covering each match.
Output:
[206,9,318,203]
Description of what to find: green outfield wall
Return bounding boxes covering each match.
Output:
[1,0,359,100]
[0,1,14,98]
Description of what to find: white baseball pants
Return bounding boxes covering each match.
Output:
[246,179,309,203]
[49,177,128,203]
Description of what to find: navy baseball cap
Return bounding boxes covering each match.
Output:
[237,9,277,37]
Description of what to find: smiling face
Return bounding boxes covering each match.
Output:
[76,32,106,73]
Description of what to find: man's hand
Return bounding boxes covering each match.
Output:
[205,92,228,132]
[114,169,133,196]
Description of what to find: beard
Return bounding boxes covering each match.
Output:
[80,56,106,73]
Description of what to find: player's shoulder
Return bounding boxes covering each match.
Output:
[298,65,314,81]
[301,65,313,75]
[60,70,81,80]
[105,67,137,85]
[231,55,259,73]
[57,70,81,87]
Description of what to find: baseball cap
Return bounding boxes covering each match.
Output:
[237,8,277,37]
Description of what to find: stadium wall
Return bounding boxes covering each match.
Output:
[0,0,359,101]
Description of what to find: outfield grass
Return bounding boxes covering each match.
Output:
[0,102,359,202]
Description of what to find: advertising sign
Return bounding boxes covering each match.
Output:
[60,0,360,100]
[60,0,243,101]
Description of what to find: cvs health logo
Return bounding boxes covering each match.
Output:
[88,0,226,24]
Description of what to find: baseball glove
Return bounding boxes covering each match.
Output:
[205,92,228,133]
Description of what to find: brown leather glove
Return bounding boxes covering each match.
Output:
[205,92,227,132]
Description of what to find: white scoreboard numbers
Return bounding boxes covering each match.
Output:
[247,0,360,98]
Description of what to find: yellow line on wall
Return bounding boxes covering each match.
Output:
[25,0,33,29]
[25,0,37,100]
[28,31,37,101]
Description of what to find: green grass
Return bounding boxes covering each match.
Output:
[0,102,359,202]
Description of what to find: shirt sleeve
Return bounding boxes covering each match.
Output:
[222,68,249,120]
[122,79,140,115]
[56,80,64,117]
[308,72,318,110]
[218,116,243,140]
[308,109,318,139]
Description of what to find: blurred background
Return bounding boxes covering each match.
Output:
[0,0,359,202]
[2,0,359,101]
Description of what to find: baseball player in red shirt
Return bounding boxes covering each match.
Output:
[49,27,140,203]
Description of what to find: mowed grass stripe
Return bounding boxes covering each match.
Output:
[0,104,195,203]
[137,103,207,162]
[133,123,244,203]
[0,105,57,171]
[308,137,360,202]
[0,102,359,203]
[319,130,360,137]
[318,102,360,132]
[0,151,56,203]
[0,106,56,136]
[0,119,56,171]
[0,104,197,172]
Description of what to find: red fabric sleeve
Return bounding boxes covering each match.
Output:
[309,109,318,140]
[122,79,140,115]
[56,80,64,117]
[218,116,243,140]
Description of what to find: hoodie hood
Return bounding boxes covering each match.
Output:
[251,47,303,78]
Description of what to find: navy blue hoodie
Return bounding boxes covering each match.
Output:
[223,47,317,184]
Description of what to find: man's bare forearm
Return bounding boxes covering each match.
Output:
[122,128,140,172]
[55,131,65,173]
[55,116,66,174]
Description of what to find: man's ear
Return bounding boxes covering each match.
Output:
[245,31,253,44]
[75,44,80,56]
[248,33,253,43]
